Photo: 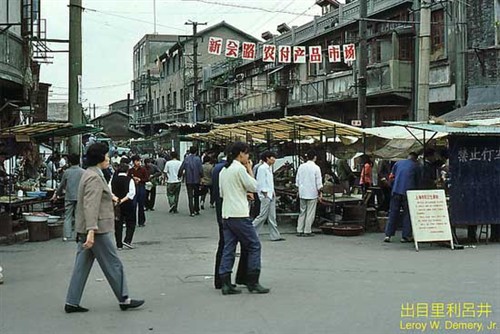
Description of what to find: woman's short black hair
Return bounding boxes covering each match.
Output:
[68,153,80,166]
[86,143,109,166]
[225,142,250,168]
[306,150,317,161]
[117,162,130,173]
[170,151,178,159]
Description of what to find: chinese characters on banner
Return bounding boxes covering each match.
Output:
[208,36,356,64]
[208,37,223,55]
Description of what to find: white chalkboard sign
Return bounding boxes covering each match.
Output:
[407,189,454,251]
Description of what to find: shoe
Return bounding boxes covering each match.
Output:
[119,298,145,311]
[195,211,200,215]
[271,238,286,242]
[190,213,195,217]
[296,233,304,237]
[169,207,174,213]
[220,274,241,295]
[150,208,155,211]
[400,237,413,243]
[246,270,270,294]
[122,242,134,249]
[138,224,145,227]
[65,304,89,313]
[384,236,391,243]
[210,204,215,209]
[62,237,68,242]
[117,247,123,251]
[303,233,315,237]
[173,209,178,214]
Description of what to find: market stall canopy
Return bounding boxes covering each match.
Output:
[187,115,365,144]
[0,122,102,142]
[386,121,500,136]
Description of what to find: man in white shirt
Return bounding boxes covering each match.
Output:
[218,142,269,295]
[164,151,182,213]
[252,151,285,241]
[295,150,323,237]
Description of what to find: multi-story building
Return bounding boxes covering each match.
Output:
[0,0,49,129]
[133,21,259,134]
[202,0,468,127]
[132,34,179,128]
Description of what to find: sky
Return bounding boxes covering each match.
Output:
[40,0,344,117]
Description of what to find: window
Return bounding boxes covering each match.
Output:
[496,0,500,45]
[399,36,414,61]
[368,40,381,64]
[180,89,184,108]
[431,9,445,60]
[162,96,165,110]
[173,92,177,109]
[167,93,171,108]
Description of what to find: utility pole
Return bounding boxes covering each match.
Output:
[93,104,96,119]
[153,0,157,34]
[68,0,83,154]
[416,0,431,122]
[147,69,153,136]
[357,0,368,127]
[185,20,207,123]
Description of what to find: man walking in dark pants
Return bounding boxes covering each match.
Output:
[178,146,203,217]
[212,152,248,290]
[384,152,420,243]
[144,158,162,211]
[128,156,149,227]
[218,142,269,296]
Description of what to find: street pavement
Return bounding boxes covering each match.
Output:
[1,185,499,334]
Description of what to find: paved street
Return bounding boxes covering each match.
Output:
[1,185,499,334]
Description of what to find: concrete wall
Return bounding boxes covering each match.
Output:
[467,0,500,86]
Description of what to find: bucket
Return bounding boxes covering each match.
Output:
[28,221,49,242]
[48,223,63,239]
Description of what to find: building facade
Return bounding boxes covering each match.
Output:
[0,0,48,129]
[132,21,260,135]
[201,0,468,127]
[132,34,180,129]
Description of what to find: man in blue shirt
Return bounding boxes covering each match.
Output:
[178,146,203,217]
[384,152,420,243]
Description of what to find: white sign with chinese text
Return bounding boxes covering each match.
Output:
[407,189,454,251]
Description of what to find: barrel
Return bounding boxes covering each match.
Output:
[28,221,49,242]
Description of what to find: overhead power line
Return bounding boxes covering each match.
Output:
[183,0,317,17]
[84,6,186,32]
[51,82,130,90]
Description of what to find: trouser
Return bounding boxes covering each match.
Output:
[66,233,129,305]
[186,183,200,215]
[114,201,136,248]
[385,193,412,239]
[200,184,212,205]
[379,186,392,212]
[250,194,261,218]
[134,184,146,225]
[63,200,77,239]
[219,217,261,275]
[166,182,181,210]
[252,197,282,240]
[340,180,351,195]
[145,186,157,210]
[214,198,247,288]
[297,198,318,234]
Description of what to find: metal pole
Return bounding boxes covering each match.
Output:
[185,21,207,123]
[357,0,368,127]
[68,0,82,155]
[147,69,153,136]
[416,0,431,122]
[153,0,157,34]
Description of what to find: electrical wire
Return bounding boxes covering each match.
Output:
[182,0,317,17]
[51,82,131,90]
[84,6,186,32]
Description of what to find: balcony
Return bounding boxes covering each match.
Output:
[210,91,280,119]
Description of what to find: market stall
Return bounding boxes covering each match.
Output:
[0,122,101,239]
[387,120,500,243]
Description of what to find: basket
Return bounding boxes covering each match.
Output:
[331,225,364,237]
[48,223,64,239]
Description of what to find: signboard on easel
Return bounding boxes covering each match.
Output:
[407,189,454,251]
